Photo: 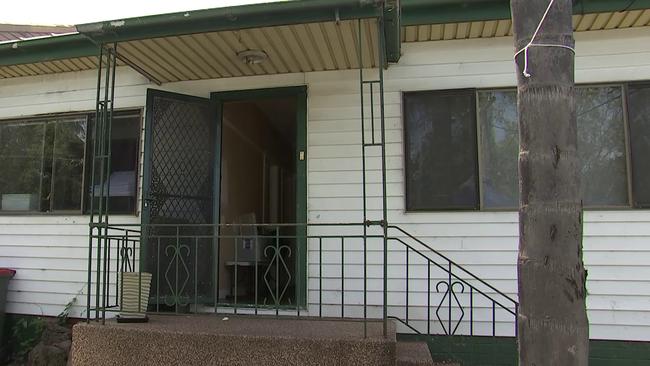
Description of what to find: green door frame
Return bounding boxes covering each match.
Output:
[210,85,308,307]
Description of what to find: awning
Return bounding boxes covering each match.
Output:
[0,0,648,82]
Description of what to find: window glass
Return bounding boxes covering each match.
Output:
[478,90,519,209]
[52,117,87,210]
[0,122,46,211]
[627,83,650,207]
[85,112,141,214]
[0,110,140,214]
[403,90,479,210]
[576,86,628,206]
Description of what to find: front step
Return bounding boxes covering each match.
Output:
[71,315,396,366]
[396,341,459,366]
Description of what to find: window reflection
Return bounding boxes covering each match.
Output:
[404,90,479,211]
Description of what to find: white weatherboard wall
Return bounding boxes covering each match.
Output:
[0,26,649,341]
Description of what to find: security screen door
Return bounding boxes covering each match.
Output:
[141,89,218,309]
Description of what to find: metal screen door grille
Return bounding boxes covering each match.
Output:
[144,93,215,309]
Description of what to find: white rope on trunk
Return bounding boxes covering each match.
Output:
[513,0,576,78]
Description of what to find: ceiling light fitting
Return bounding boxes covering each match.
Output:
[237,49,268,65]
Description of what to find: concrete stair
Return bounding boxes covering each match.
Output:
[71,315,458,366]
[72,315,395,366]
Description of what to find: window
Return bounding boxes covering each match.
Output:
[628,83,650,207]
[404,83,649,211]
[403,90,478,210]
[478,90,518,209]
[85,112,141,214]
[0,110,141,214]
[576,86,627,206]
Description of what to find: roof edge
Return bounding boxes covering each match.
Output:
[0,33,96,66]
[76,0,384,44]
[402,0,650,26]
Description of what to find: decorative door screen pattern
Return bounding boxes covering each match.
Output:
[144,94,215,309]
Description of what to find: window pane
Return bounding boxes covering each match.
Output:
[478,90,518,209]
[86,112,140,214]
[0,122,45,211]
[628,83,650,207]
[403,90,478,210]
[576,86,628,206]
[52,118,87,210]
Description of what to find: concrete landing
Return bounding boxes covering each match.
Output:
[71,315,396,366]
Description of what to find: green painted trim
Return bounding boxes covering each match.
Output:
[294,87,308,308]
[76,0,382,44]
[398,335,650,366]
[401,0,650,26]
[384,0,401,63]
[210,85,309,307]
[0,34,97,66]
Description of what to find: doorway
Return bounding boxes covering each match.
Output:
[213,87,307,309]
[141,87,307,311]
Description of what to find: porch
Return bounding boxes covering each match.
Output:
[73,0,516,365]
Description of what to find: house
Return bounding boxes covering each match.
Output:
[1,0,649,364]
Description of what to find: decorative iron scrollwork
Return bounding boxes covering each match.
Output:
[164,243,191,307]
[435,280,465,335]
[263,245,292,305]
[120,245,134,272]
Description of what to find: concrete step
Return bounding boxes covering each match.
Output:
[71,315,396,366]
[396,341,459,366]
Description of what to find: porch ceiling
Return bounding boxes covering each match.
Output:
[0,56,112,78]
[0,19,380,83]
[116,19,380,83]
[402,9,650,42]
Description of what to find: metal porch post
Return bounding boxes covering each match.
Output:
[357,11,389,337]
[87,43,118,323]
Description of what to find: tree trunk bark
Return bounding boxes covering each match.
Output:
[511,0,589,365]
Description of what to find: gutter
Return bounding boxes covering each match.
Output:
[75,0,385,44]
[0,33,96,66]
[401,0,650,26]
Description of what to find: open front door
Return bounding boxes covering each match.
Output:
[142,89,218,310]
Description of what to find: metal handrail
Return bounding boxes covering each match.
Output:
[389,225,519,307]
[385,224,518,336]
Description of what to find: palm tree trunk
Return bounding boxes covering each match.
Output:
[511,0,589,365]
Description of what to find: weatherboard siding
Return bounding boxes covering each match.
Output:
[0,26,648,340]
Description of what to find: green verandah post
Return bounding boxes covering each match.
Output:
[87,43,117,323]
[378,15,389,338]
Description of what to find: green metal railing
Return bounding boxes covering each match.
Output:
[86,221,518,337]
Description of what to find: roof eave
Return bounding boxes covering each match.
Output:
[402,0,650,26]
[76,0,384,44]
[0,33,96,66]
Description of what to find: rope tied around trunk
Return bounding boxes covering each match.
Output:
[513,0,576,78]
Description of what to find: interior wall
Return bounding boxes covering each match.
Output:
[218,101,294,295]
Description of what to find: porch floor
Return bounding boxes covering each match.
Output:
[71,315,397,366]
